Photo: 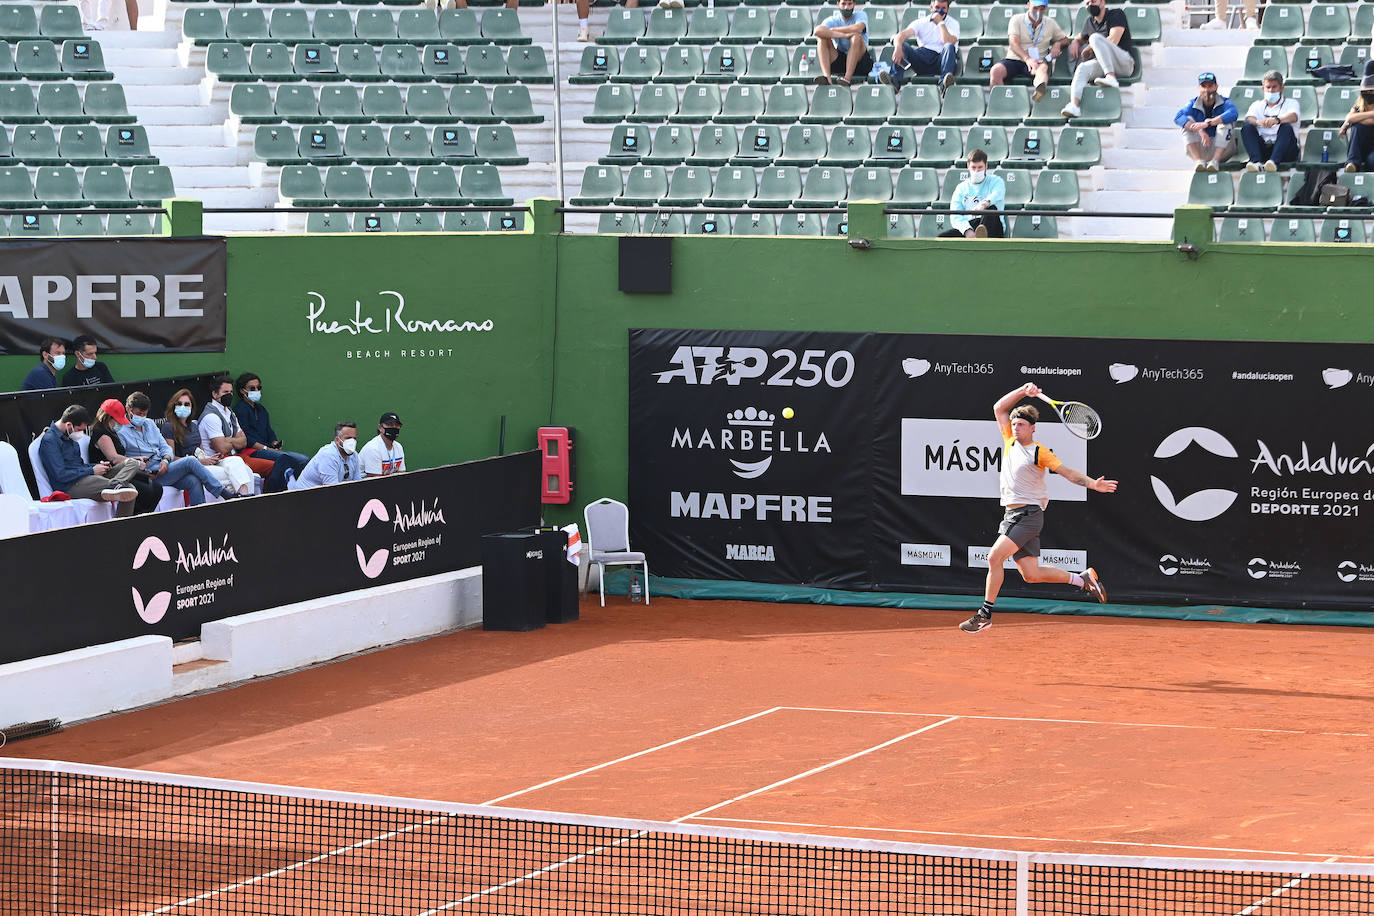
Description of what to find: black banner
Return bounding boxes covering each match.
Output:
[0,238,227,355]
[630,329,1374,611]
[0,450,540,665]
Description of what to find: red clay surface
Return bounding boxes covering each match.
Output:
[9,597,1374,863]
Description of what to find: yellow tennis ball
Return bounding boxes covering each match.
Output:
[782,407,794,419]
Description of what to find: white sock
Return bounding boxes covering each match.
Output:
[1068,573,1084,588]
[579,17,589,27]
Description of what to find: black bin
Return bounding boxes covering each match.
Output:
[481,531,547,631]
[532,527,580,624]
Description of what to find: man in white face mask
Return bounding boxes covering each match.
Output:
[288,422,361,490]
[21,337,67,391]
[1241,71,1301,172]
[940,148,1006,238]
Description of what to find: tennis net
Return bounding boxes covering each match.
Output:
[2,758,1371,914]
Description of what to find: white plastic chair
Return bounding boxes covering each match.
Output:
[0,492,28,538]
[0,440,79,532]
[583,497,650,607]
[28,432,115,524]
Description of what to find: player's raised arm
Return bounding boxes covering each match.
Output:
[1056,465,1118,493]
[993,382,1041,424]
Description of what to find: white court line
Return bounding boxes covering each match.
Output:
[778,706,1373,738]
[1236,856,1340,916]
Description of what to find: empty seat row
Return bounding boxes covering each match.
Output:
[1257,4,1374,45]
[595,209,1061,239]
[185,7,528,47]
[307,208,525,233]
[230,82,541,125]
[585,82,1121,127]
[601,121,1101,168]
[0,39,111,80]
[0,164,175,207]
[574,162,1082,209]
[1,124,157,165]
[206,41,549,84]
[0,4,86,41]
[254,122,526,165]
[4,210,159,237]
[1189,168,1374,211]
[1215,216,1368,244]
[0,82,132,124]
[1240,43,1370,85]
[279,162,513,206]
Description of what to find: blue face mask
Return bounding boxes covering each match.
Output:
[50,354,66,371]
[174,405,192,420]
[246,390,262,403]
[79,356,95,369]
[1264,90,1281,104]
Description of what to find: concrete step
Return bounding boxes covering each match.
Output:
[136,104,226,126]
[1102,167,1191,191]
[124,84,204,107]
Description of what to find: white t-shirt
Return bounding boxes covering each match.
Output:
[1246,96,1301,143]
[905,13,960,50]
[359,434,406,476]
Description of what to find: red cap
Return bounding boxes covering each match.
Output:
[100,398,130,425]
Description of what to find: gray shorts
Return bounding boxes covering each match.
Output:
[997,505,1044,559]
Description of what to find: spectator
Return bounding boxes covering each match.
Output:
[1175,72,1239,172]
[37,404,139,514]
[941,149,1006,238]
[21,337,66,391]
[1061,0,1135,120]
[1201,0,1258,32]
[62,335,116,387]
[883,0,959,93]
[119,391,245,505]
[230,372,310,486]
[991,0,1069,103]
[1339,71,1374,173]
[89,398,162,515]
[289,422,362,490]
[161,388,255,496]
[1241,70,1300,172]
[360,412,406,477]
[200,376,291,493]
[813,0,870,87]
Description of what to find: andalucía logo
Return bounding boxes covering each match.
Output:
[131,534,239,624]
[357,499,392,578]
[356,497,447,579]
[131,536,172,623]
[1151,427,1239,522]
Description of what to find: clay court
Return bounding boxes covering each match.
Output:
[9,596,1374,869]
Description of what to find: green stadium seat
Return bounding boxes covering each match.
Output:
[361,84,405,122]
[614,164,668,204]
[481,9,529,45]
[733,212,776,235]
[597,212,636,234]
[355,10,398,42]
[225,8,270,42]
[14,39,65,80]
[41,82,90,122]
[1270,216,1315,242]
[733,123,782,163]
[459,163,512,205]
[407,84,452,122]
[279,165,326,205]
[869,125,916,165]
[1321,218,1365,243]
[684,7,728,45]
[414,164,466,204]
[641,212,684,234]
[293,44,339,81]
[353,211,396,234]
[1287,85,1318,124]
[1257,5,1304,45]
[57,212,103,236]
[0,164,33,205]
[786,47,822,84]
[319,85,368,122]
[295,125,342,163]
[506,46,550,84]
[644,123,693,163]
[12,212,58,235]
[914,125,962,166]
[727,7,770,44]
[824,212,848,236]
[1298,127,1347,168]
[778,212,823,236]
[429,124,475,163]
[657,45,702,83]
[206,42,252,80]
[229,84,274,122]
[1076,86,1121,126]
[1337,170,1374,205]
[465,45,512,83]
[313,10,356,44]
[61,40,112,80]
[396,210,442,233]
[688,212,728,235]
[130,165,174,204]
[822,125,870,165]
[1304,5,1349,44]
[1238,46,1286,86]
[632,83,678,122]
[884,213,917,239]
[600,123,650,163]
[742,45,788,84]
[58,124,106,163]
[662,165,712,206]
[1217,217,1264,242]
[1000,168,1032,209]
[754,164,803,207]
[937,167,967,208]
[1357,4,1374,45]
[438,9,482,45]
[40,5,85,40]
[965,125,1008,164]
[1028,85,1072,124]
[917,210,954,237]
[323,165,371,204]
[1012,213,1058,238]
[273,84,319,122]
[689,123,738,165]
[342,125,391,164]
[249,42,295,81]
[643,7,688,45]
[108,212,155,235]
[1234,170,1285,211]
[1317,86,1358,127]
[449,85,498,123]
[254,125,299,164]
[767,8,813,44]
[474,124,525,165]
[717,84,766,123]
[571,45,617,84]
[106,125,155,164]
[589,83,636,123]
[963,44,1004,85]
[702,45,746,83]
[985,5,1019,41]
[892,84,940,124]
[267,9,310,42]
[803,84,851,124]
[81,165,131,206]
[865,6,901,43]
[706,165,756,206]
[670,83,719,124]
[572,164,622,205]
[1228,84,1262,117]
[779,123,827,165]
[847,165,892,201]
[398,9,441,43]
[34,165,83,207]
[1288,45,1332,86]
[379,43,426,82]
[1051,127,1101,169]
[1008,126,1053,166]
[0,4,38,41]
[1123,7,1161,44]
[1187,170,1234,209]
[948,5,983,43]
[602,9,645,45]
[1031,169,1078,210]
[13,125,59,164]
[983,85,1029,125]
[0,40,16,80]
[849,84,895,125]
[369,165,415,204]
[336,45,382,81]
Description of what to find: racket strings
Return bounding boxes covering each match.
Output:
[1060,402,1102,439]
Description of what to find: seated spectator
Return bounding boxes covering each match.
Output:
[89,398,162,515]
[813,0,871,87]
[118,391,244,505]
[1175,72,1239,172]
[360,412,406,477]
[1061,0,1135,120]
[883,0,958,92]
[289,422,361,490]
[990,0,1069,103]
[1340,72,1374,173]
[62,335,115,387]
[942,149,1006,238]
[161,388,255,496]
[21,337,66,391]
[37,404,139,514]
[199,375,292,493]
[1201,0,1257,32]
[231,372,309,484]
[1242,70,1300,172]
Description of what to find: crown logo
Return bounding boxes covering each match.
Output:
[726,408,775,428]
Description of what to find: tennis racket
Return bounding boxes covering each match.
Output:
[1036,393,1103,440]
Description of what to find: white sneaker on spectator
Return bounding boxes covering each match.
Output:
[1195,161,1208,172]
[659,0,684,7]
[1264,160,1277,172]
[1245,16,1259,29]
[1200,17,1227,30]
[576,26,590,41]
[1060,101,1081,119]
[1206,160,1219,171]
[1245,161,1260,172]
[101,484,136,503]
[1093,72,1119,89]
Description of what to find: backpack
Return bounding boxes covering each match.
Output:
[1290,168,1336,208]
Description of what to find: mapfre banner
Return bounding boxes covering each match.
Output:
[630,328,1374,611]
[0,238,227,354]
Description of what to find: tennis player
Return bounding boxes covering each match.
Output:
[960,381,1117,633]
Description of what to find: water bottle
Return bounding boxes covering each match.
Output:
[629,570,643,603]
[1322,143,1330,164]
[799,54,810,79]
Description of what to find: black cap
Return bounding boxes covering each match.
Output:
[379,412,402,426]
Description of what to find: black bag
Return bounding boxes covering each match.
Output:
[1291,168,1336,207]
[1309,64,1356,85]
[1320,183,1352,207]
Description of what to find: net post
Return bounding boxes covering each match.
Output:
[1015,853,1029,916]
